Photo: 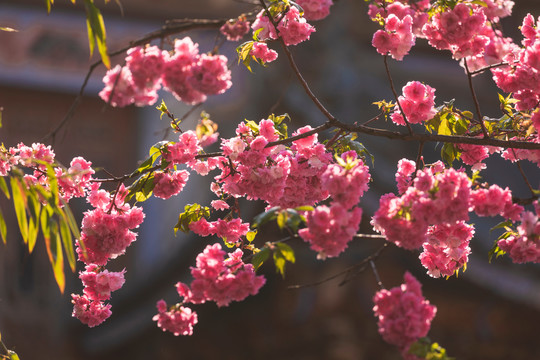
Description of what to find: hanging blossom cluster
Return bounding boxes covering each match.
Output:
[373,272,437,359]
[419,221,474,278]
[71,184,145,327]
[100,37,232,107]
[372,160,472,251]
[299,151,370,259]
[154,244,266,335]
[372,158,531,275]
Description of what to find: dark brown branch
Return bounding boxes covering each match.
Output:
[334,122,540,149]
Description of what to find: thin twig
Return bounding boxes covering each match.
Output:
[463,58,489,138]
[258,0,338,124]
[288,243,389,290]
[515,159,536,197]
[384,55,413,135]
[370,260,384,290]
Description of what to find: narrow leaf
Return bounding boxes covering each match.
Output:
[0,176,10,199]
[44,223,66,293]
[84,0,110,68]
[26,191,41,253]
[10,177,28,243]
[0,207,7,244]
[59,215,76,272]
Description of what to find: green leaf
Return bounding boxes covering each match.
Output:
[84,0,110,68]
[276,211,287,230]
[0,176,10,199]
[10,177,28,243]
[0,206,7,244]
[252,247,270,270]
[59,214,76,272]
[45,222,65,293]
[252,206,280,229]
[134,173,155,202]
[276,243,295,263]
[273,242,295,278]
[174,203,210,234]
[26,190,41,253]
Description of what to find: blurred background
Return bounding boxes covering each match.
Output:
[0,0,539,359]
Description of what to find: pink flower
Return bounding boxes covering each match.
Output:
[153,170,190,200]
[295,0,333,21]
[220,17,250,41]
[153,300,198,336]
[71,294,112,328]
[177,244,266,307]
[391,81,436,125]
[373,272,437,356]
[250,42,278,63]
[79,264,126,301]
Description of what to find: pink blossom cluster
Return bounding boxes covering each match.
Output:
[99,45,166,107]
[390,81,436,126]
[100,38,232,107]
[220,17,250,41]
[372,161,471,250]
[1,142,95,202]
[372,14,415,61]
[420,221,474,278]
[189,217,250,244]
[422,3,490,59]
[153,170,189,200]
[470,184,523,221]
[295,0,333,21]
[252,6,315,46]
[153,300,198,336]
[76,185,145,266]
[368,0,430,36]
[298,151,370,258]
[71,294,112,328]
[457,143,491,171]
[250,42,279,64]
[490,14,540,115]
[498,202,540,263]
[215,121,333,209]
[373,272,437,357]
[164,130,202,166]
[298,203,363,259]
[71,264,126,327]
[500,137,540,167]
[176,243,266,307]
[72,185,144,327]
[320,151,370,209]
[483,0,514,21]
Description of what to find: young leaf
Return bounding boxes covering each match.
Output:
[59,215,76,272]
[252,206,280,228]
[252,247,270,270]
